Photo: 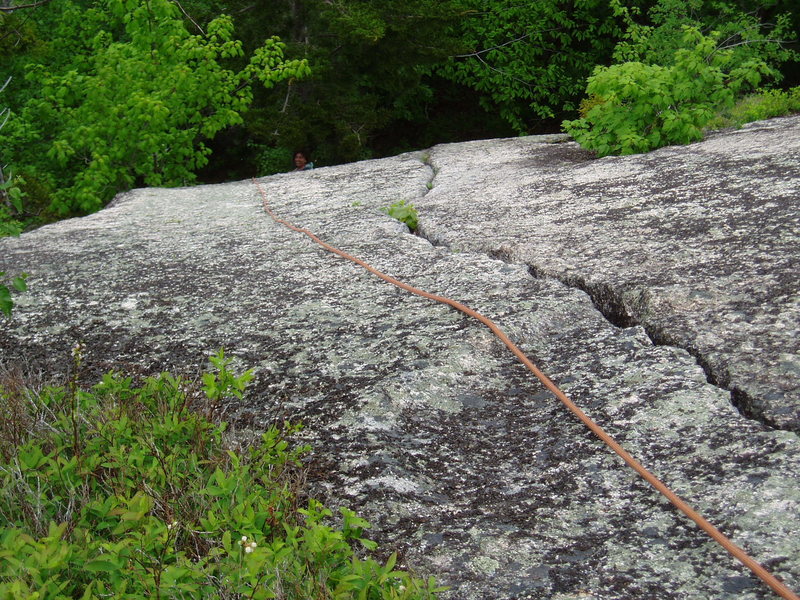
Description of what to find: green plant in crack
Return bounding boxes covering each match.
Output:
[382,199,419,232]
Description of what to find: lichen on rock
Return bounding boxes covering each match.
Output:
[1,119,799,599]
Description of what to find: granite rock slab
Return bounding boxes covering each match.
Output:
[418,116,800,432]
[1,118,799,599]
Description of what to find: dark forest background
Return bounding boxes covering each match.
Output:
[1,0,798,230]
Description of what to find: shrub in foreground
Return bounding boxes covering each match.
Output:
[0,351,443,599]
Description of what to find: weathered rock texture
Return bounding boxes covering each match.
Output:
[1,115,799,600]
[419,118,800,432]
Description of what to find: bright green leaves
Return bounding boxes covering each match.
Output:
[563,27,775,156]
[202,348,254,404]
[436,0,798,137]
[0,354,441,599]
[245,36,312,89]
[611,0,798,80]
[3,0,309,216]
[563,0,799,156]
[0,272,28,317]
[708,86,800,130]
[382,199,419,232]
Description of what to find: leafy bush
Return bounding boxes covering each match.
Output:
[435,0,629,133]
[0,272,27,317]
[253,144,296,176]
[1,0,310,216]
[706,86,800,129]
[382,200,419,232]
[0,75,27,316]
[1,77,25,237]
[611,0,798,79]
[563,27,770,156]
[0,350,443,599]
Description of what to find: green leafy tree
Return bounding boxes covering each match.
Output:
[611,0,798,79]
[1,76,24,237]
[1,75,28,317]
[563,27,772,156]
[434,0,632,133]
[1,0,309,214]
[433,0,798,135]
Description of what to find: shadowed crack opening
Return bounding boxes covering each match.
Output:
[405,151,795,435]
[525,264,795,434]
[420,152,437,198]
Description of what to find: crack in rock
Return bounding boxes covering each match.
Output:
[414,121,800,434]
[2,129,799,600]
[525,262,791,432]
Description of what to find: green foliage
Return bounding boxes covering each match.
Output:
[5,0,799,201]
[252,144,296,176]
[0,353,444,598]
[1,78,26,236]
[435,0,629,133]
[611,0,798,79]
[0,178,24,238]
[0,194,23,237]
[202,348,254,407]
[706,86,800,129]
[234,0,469,168]
[436,0,798,136]
[383,200,419,232]
[0,77,28,316]
[563,27,772,156]
[1,0,309,215]
[0,272,27,317]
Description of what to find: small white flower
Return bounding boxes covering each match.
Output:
[244,546,253,554]
[248,541,257,549]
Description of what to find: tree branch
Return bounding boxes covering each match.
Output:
[452,33,535,59]
[717,38,794,51]
[470,53,533,89]
[170,0,205,36]
[0,0,53,12]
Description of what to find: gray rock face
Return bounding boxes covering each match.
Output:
[1,116,799,600]
[419,118,800,432]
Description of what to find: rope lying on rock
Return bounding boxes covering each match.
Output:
[252,177,799,600]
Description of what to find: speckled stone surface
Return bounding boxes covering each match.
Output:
[418,116,800,432]
[1,117,799,599]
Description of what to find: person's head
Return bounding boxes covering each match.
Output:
[293,151,310,170]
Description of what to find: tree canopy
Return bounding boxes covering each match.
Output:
[0,0,797,228]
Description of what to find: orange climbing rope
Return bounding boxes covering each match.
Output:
[253,178,799,600]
